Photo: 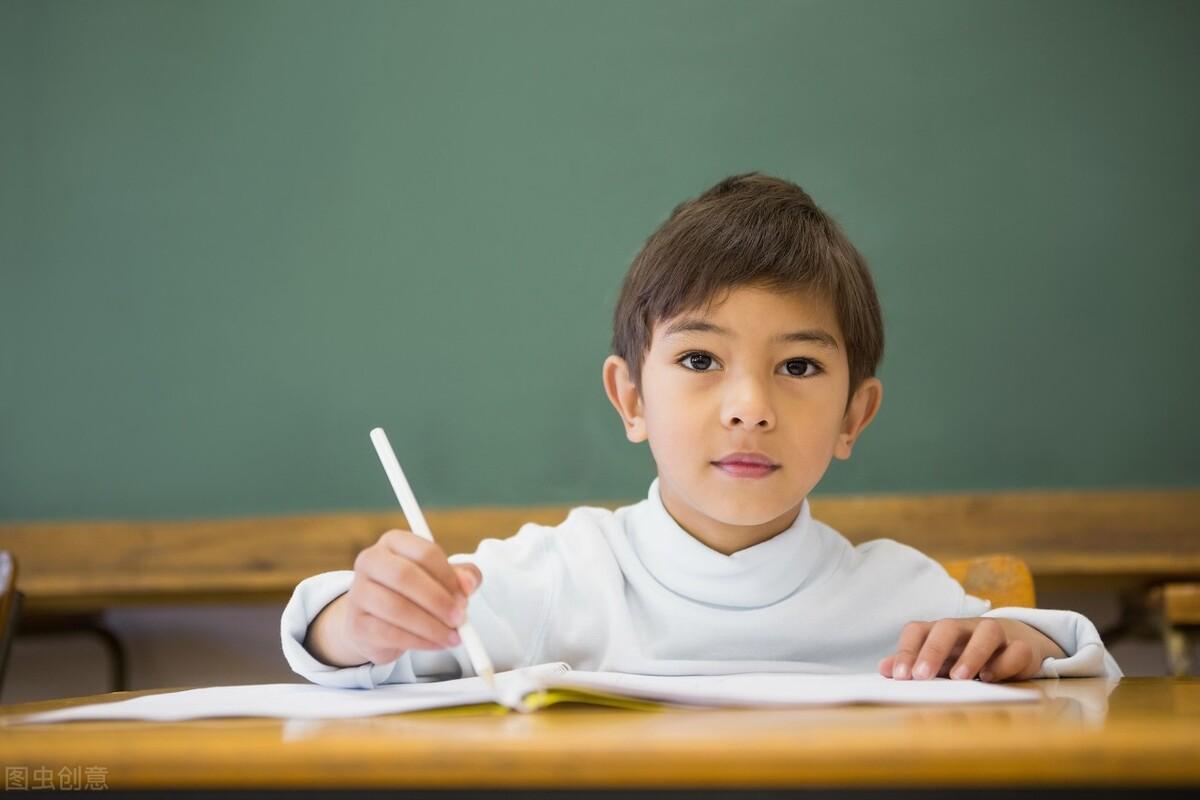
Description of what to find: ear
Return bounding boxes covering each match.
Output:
[602,355,647,443]
[834,377,882,460]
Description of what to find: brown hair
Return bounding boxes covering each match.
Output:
[610,172,884,411]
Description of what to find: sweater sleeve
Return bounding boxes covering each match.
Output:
[280,522,557,688]
[959,593,1124,678]
[278,569,457,688]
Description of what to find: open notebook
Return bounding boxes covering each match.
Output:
[12,662,1042,723]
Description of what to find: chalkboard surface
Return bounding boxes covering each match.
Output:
[3,0,1197,521]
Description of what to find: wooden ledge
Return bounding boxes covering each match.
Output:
[2,488,1197,613]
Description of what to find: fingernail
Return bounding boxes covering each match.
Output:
[980,670,993,681]
[894,663,909,679]
[450,607,465,626]
[952,665,970,680]
[447,631,461,646]
[913,661,930,680]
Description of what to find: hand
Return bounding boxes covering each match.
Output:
[339,529,483,665]
[878,617,1059,683]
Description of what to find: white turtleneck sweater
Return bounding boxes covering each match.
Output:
[281,478,1123,689]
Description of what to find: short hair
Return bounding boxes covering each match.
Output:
[610,172,884,411]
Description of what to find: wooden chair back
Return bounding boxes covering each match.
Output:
[941,553,1036,609]
[0,550,23,693]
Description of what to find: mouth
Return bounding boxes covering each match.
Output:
[711,452,781,479]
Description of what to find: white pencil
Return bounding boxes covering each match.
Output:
[368,426,497,688]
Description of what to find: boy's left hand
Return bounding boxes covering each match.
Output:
[878,617,1067,683]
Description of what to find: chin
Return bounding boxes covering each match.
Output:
[700,479,806,525]
[702,495,791,528]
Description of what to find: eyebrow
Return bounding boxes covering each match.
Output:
[662,319,840,350]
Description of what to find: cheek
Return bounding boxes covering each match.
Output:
[642,374,695,426]
[646,402,699,445]
[643,393,706,461]
[775,402,847,456]
[787,403,843,435]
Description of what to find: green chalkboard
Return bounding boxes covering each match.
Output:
[2,0,1197,521]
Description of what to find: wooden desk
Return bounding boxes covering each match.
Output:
[1,678,1198,794]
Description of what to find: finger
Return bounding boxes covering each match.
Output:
[358,545,465,629]
[454,564,482,595]
[379,529,465,601]
[351,575,462,648]
[877,655,895,677]
[979,639,1038,682]
[947,618,1006,680]
[912,619,967,680]
[350,609,447,664]
[890,621,932,680]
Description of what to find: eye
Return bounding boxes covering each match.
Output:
[678,352,719,372]
[782,358,823,378]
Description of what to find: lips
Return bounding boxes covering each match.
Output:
[712,451,780,479]
[713,452,779,468]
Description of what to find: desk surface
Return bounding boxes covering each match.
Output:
[2,677,1199,791]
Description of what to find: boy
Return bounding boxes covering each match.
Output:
[281,173,1122,689]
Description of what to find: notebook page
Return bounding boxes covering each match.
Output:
[11,663,573,724]
[544,671,1042,707]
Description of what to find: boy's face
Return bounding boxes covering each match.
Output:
[603,285,882,555]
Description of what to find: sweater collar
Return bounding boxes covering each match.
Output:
[628,477,824,608]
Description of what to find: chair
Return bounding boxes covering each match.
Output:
[941,553,1036,609]
[0,550,24,698]
[1145,583,1199,676]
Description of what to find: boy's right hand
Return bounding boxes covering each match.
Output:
[315,529,483,667]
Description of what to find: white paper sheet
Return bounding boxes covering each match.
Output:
[10,664,1041,724]
[547,670,1042,708]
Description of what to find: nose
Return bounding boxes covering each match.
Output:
[721,373,775,431]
